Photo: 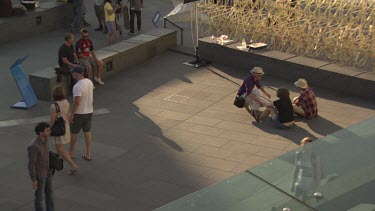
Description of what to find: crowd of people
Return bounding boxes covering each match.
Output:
[72,0,143,44]
[237,66,318,129]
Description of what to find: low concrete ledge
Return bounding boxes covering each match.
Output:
[199,37,375,101]
[29,29,177,101]
[0,2,73,44]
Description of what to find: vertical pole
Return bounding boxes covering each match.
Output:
[195,1,200,63]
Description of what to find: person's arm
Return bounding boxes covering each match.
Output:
[259,86,271,99]
[71,96,81,123]
[294,93,304,106]
[105,2,116,15]
[27,146,38,190]
[62,57,77,67]
[50,105,57,126]
[91,51,98,62]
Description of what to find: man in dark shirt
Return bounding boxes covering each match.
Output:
[27,122,55,211]
[58,33,79,72]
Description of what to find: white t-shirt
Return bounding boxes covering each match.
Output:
[73,78,94,114]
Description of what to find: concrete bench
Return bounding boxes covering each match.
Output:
[199,37,375,101]
[0,2,73,44]
[29,28,177,101]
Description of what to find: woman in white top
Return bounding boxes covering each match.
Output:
[50,86,78,175]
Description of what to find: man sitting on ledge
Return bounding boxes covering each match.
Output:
[57,33,80,86]
[293,78,318,119]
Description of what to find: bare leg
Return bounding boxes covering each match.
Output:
[87,64,92,81]
[56,144,78,170]
[259,108,271,121]
[96,59,103,78]
[70,133,77,157]
[84,132,92,159]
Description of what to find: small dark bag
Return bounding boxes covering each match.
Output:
[49,151,64,171]
[50,103,66,136]
[234,96,245,108]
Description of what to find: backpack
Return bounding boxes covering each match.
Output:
[49,151,64,171]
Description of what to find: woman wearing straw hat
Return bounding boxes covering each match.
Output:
[237,67,271,121]
[292,78,318,119]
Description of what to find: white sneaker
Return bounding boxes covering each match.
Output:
[97,77,105,85]
[94,77,99,83]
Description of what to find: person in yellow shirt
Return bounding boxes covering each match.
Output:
[104,0,119,45]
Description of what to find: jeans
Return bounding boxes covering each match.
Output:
[129,9,142,33]
[72,0,83,29]
[34,176,54,211]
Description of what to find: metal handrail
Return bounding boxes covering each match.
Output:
[163,18,184,46]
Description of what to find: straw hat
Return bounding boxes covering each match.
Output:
[294,78,308,89]
[250,67,264,75]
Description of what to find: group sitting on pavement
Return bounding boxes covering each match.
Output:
[237,66,318,129]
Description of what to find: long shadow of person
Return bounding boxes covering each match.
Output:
[252,119,317,145]
[298,115,343,136]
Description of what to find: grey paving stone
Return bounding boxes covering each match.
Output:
[194,145,232,159]
[200,169,235,182]
[185,115,223,127]
[221,141,262,155]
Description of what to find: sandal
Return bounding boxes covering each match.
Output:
[250,110,261,123]
[68,169,77,175]
[82,154,92,161]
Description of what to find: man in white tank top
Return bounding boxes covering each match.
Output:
[69,66,94,161]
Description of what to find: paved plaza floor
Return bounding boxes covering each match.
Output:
[1,1,375,210]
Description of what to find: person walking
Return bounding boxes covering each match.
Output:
[27,122,55,211]
[75,28,105,85]
[125,0,143,35]
[69,66,94,161]
[257,88,295,128]
[50,86,78,175]
[237,67,271,121]
[104,0,119,45]
[292,78,318,119]
[123,3,130,30]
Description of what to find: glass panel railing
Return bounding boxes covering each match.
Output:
[157,172,315,211]
[249,117,375,211]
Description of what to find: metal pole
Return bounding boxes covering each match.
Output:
[195,1,200,63]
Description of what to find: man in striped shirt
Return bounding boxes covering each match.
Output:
[27,122,55,211]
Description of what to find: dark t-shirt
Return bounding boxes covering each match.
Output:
[58,43,76,69]
[273,99,294,123]
[0,0,12,17]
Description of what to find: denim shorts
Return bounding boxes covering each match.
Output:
[106,21,116,33]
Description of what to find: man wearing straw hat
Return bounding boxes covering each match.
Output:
[292,78,318,119]
[237,67,271,121]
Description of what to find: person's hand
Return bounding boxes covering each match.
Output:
[70,113,74,123]
[265,92,271,99]
[33,181,38,191]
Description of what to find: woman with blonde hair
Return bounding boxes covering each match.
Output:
[50,86,78,175]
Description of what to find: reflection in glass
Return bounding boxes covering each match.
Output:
[291,137,322,201]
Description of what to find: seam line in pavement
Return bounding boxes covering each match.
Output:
[0,108,110,128]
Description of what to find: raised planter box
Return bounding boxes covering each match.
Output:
[29,29,177,101]
[0,2,73,44]
[199,37,375,101]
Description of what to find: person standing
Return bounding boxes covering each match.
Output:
[27,122,55,211]
[71,0,84,32]
[237,67,271,121]
[50,86,78,175]
[75,28,105,85]
[292,78,318,119]
[94,0,108,33]
[123,3,130,30]
[69,66,94,161]
[104,0,119,45]
[125,0,143,35]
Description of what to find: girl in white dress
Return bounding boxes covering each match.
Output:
[50,86,78,175]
